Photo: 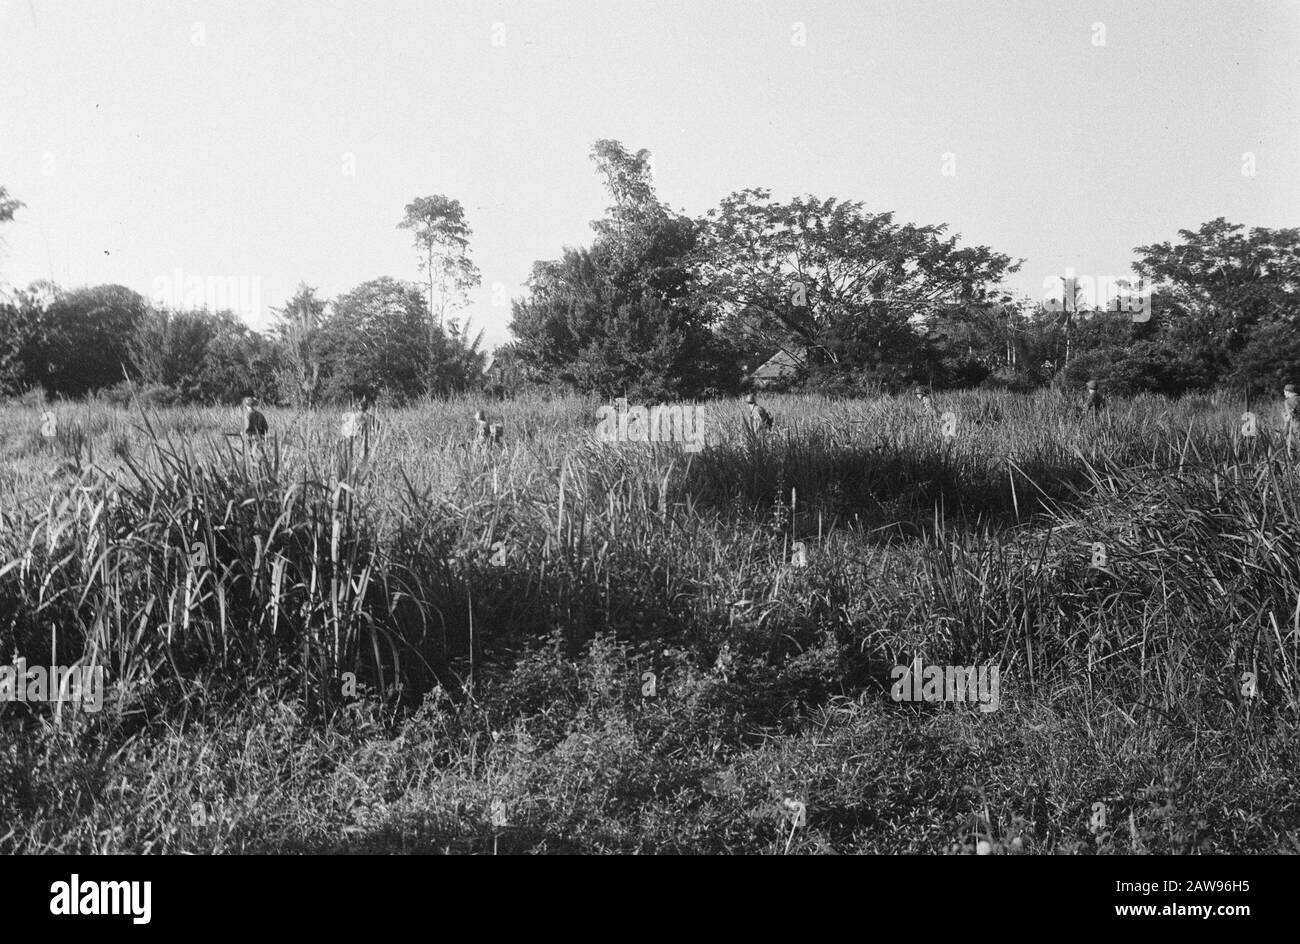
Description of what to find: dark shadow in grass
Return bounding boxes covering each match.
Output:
[677,438,1098,540]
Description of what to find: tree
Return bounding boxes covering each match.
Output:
[1225,321,1300,396]
[199,314,281,403]
[0,186,21,226]
[132,307,280,403]
[1131,219,1300,391]
[430,315,488,397]
[319,277,432,405]
[1134,218,1300,352]
[482,343,538,398]
[131,308,218,399]
[271,283,327,407]
[0,280,54,396]
[396,195,481,332]
[42,285,147,396]
[0,185,25,299]
[589,139,664,252]
[694,190,1019,388]
[509,140,734,400]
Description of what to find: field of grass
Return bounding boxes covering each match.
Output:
[2,389,1299,854]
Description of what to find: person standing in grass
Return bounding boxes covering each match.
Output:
[240,396,269,467]
[363,397,379,435]
[353,397,378,452]
[473,410,504,448]
[242,396,268,441]
[473,410,491,447]
[745,393,773,432]
[914,385,937,419]
[1083,379,1105,416]
[1283,383,1298,447]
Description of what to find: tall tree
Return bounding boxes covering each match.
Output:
[318,277,486,404]
[1133,218,1300,356]
[0,186,21,226]
[589,139,663,251]
[396,195,481,332]
[320,277,432,405]
[131,308,218,398]
[0,185,25,295]
[432,315,489,397]
[130,307,279,403]
[509,140,735,399]
[42,285,148,396]
[694,190,1018,388]
[271,283,327,407]
[0,280,53,395]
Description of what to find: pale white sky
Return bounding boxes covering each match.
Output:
[2,0,1298,350]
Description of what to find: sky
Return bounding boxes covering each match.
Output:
[2,0,1298,350]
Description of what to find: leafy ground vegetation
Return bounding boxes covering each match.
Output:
[1,390,1298,854]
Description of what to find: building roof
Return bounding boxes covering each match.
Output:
[752,348,806,383]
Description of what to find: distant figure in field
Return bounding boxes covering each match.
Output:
[472,410,504,449]
[343,398,378,445]
[1282,383,1297,420]
[746,393,773,432]
[242,396,268,441]
[1083,379,1105,415]
[914,385,938,418]
[1283,383,1297,444]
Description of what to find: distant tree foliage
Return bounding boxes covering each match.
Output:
[589,139,663,251]
[397,195,481,331]
[433,314,489,398]
[1056,220,1300,395]
[509,140,740,400]
[319,277,435,405]
[272,283,328,407]
[318,276,486,405]
[694,189,1020,391]
[1134,218,1300,349]
[0,281,52,395]
[42,285,148,397]
[3,166,1297,405]
[0,185,22,227]
[0,276,486,405]
[131,307,280,404]
[0,183,23,294]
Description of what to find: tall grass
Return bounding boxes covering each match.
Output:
[1,388,1298,852]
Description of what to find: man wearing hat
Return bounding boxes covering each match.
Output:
[745,393,773,432]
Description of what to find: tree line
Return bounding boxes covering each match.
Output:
[0,276,488,407]
[0,191,488,406]
[2,147,1297,406]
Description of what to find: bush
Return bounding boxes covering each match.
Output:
[1065,341,1217,396]
[979,369,1037,394]
[98,381,186,408]
[1227,321,1300,395]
